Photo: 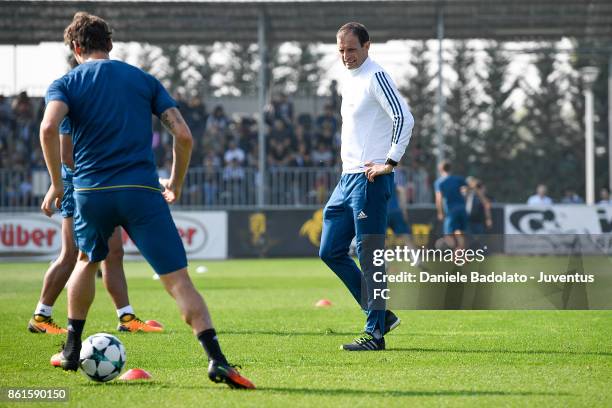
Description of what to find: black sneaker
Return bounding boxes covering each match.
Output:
[384,310,401,335]
[208,360,256,389]
[341,333,385,351]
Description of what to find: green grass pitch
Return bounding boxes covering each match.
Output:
[0,258,611,407]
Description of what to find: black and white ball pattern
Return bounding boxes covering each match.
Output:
[79,333,126,382]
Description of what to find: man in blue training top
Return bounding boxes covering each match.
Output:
[40,12,254,389]
[434,161,468,249]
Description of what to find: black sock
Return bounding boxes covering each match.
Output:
[197,329,228,365]
[64,319,85,359]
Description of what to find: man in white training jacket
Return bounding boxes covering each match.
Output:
[319,22,414,351]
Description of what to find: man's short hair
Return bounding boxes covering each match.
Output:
[337,22,370,46]
[440,160,451,173]
[64,12,112,54]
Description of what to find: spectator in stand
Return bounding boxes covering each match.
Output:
[202,155,219,205]
[269,118,292,143]
[181,96,208,166]
[292,123,312,153]
[224,139,245,166]
[316,122,336,150]
[290,142,312,167]
[560,189,584,204]
[203,150,222,168]
[599,187,612,205]
[183,96,207,138]
[0,116,11,152]
[267,93,294,127]
[222,157,246,205]
[297,113,313,132]
[316,103,339,136]
[30,146,46,170]
[245,142,259,168]
[328,79,341,114]
[0,94,13,123]
[527,184,553,205]
[12,91,34,123]
[206,105,230,133]
[19,174,34,206]
[237,117,257,154]
[12,91,36,145]
[276,93,294,125]
[268,137,290,168]
[311,141,334,167]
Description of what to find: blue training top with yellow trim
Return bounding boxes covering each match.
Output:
[45,59,176,191]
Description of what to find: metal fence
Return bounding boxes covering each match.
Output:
[0,166,432,211]
[179,166,341,208]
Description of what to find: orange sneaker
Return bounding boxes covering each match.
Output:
[208,360,256,389]
[117,314,163,333]
[28,315,67,335]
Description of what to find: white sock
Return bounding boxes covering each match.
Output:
[116,305,135,318]
[34,302,53,317]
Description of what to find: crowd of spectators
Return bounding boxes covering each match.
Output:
[0,92,47,206]
[526,184,612,205]
[0,86,432,207]
[156,92,343,172]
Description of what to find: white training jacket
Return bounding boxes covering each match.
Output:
[339,57,414,174]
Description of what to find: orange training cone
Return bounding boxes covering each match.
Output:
[315,299,332,307]
[119,368,152,380]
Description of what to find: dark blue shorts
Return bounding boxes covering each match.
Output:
[73,188,187,274]
[60,164,75,218]
[443,208,468,234]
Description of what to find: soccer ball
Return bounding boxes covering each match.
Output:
[79,333,126,382]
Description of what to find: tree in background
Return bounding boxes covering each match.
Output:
[134,44,158,76]
[220,43,260,96]
[520,43,583,201]
[183,45,217,98]
[154,44,219,98]
[158,45,187,96]
[445,41,480,176]
[476,42,521,201]
[400,41,436,170]
[272,43,323,97]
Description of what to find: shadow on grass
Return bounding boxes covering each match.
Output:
[243,386,569,398]
[218,328,460,338]
[114,383,570,397]
[388,347,612,357]
[81,380,165,387]
[219,329,449,337]
[220,329,355,337]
